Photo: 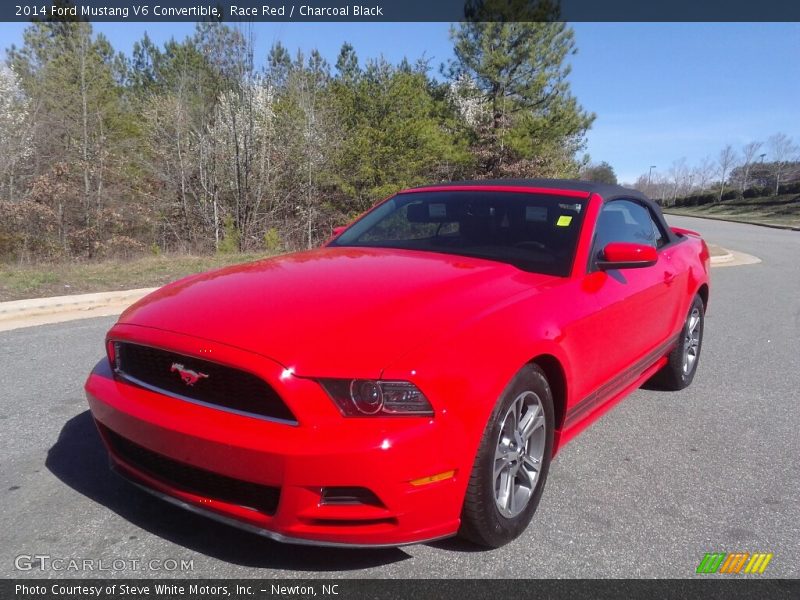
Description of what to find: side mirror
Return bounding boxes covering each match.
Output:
[324,225,348,247]
[597,242,657,270]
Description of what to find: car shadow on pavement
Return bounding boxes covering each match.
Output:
[425,538,486,552]
[46,410,410,571]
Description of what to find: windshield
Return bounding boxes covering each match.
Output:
[330,191,587,276]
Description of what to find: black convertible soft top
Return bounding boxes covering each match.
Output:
[408,178,648,202]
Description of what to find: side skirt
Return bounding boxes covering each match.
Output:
[555,335,679,449]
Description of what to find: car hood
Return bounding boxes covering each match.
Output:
[118,247,557,376]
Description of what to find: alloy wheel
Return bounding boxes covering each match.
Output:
[493,391,546,518]
[683,307,702,375]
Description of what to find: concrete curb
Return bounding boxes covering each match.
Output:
[710,251,734,265]
[0,288,156,332]
[712,249,761,268]
[664,210,800,231]
[0,288,157,318]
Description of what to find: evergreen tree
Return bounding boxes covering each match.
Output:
[448,1,594,177]
[581,161,618,184]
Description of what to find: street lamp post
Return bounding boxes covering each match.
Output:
[754,153,767,188]
[745,153,768,191]
[647,165,656,195]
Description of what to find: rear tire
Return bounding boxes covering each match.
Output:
[459,364,554,548]
[655,294,705,390]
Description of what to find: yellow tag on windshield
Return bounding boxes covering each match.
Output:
[556,215,573,227]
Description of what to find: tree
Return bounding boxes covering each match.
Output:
[270,48,335,248]
[329,54,470,210]
[767,133,799,195]
[8,21,136,256]
[138,34,218,250]
[0,64,32,201]
[692,156,715,192]
[1,19,599,261]
[334,42,359,84]
[717,145,737,202]
[581,161,617,184]
[669,158,689,204]
[447,2,594,178]
[739,141,762,192]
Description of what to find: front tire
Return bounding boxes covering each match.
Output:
[459,364,554,548]
[655,294,705,390]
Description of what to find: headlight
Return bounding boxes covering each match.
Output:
[107,339,120,372]
[319,379,434,417]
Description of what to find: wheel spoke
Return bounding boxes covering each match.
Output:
[494,446,511,478]
[514,396,523,430]
[510,474,522,513]
[494,443,507,461]
[520,411,544,441]
[520,458,539,488]
[512,474,533,511]
[522,454,540,473]
[688,313,699,334]
[496,468,513,511]
[505,469,514,505]
[502,411,515,438]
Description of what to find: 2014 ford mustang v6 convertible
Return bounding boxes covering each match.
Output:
[85,180,710,548]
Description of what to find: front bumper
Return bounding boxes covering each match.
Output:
[84,325,464,547]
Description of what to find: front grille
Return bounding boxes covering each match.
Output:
[114,341,295,423]
[100,424,280,515]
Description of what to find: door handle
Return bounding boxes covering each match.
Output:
[664,271,676,285]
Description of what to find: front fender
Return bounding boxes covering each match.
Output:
[381,296,575,474]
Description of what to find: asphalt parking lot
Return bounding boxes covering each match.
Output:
[1,215,798,579]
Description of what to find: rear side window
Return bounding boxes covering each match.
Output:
[592,200,658,259]
[652,218,667,248]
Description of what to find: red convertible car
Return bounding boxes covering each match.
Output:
[85,180,710,548]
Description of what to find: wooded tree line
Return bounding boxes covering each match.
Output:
[633,135,800,205]
[0,17,594,262]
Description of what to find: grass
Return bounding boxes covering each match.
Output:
[665,193,800,229]
[0,212,773,302]
[0,252,273,302]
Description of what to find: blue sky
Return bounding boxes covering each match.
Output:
[1,21,798,183]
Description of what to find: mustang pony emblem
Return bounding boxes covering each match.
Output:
[170,363,209,386]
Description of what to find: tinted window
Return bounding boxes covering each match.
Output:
[593,200,658,260]
[331,191,588,276]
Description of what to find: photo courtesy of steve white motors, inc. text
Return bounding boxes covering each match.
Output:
[15,584,340,597]
[13,3,385,19]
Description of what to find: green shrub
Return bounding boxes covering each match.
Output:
[778,182,800,195]
[263,227,283,254]
[217,216,240,254]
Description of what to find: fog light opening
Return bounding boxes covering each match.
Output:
[320,486,384,507]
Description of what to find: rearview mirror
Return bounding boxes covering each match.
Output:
[597,242,657,270]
